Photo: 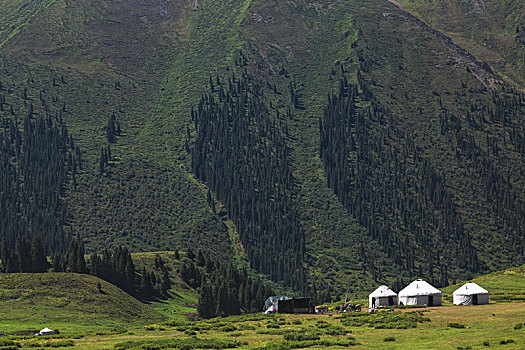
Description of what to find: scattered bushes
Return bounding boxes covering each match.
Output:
[323,326,347,336]
[0,340,17,347]
[339,311,429,329]
[282,334,320,341]
[499,339,515,345]
[514,323,523,330]
[384,336,395,342]
[0,339,20,350]
[257,329,306,336]
[482,340,490,346]
[24,340,75,348]
[315,321,329,329]
[219,325,237,332]
[113,338,241,349]
[257,339,357,349]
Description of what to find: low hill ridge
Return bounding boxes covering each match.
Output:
[0,273,166,334]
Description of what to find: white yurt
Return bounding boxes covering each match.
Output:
[38,328,54,335]
[368,285,398,308]
[453,282,489,305]
[398,279,442,306]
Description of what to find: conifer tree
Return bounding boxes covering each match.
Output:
[198,282,216,319]
[30,236,49,273]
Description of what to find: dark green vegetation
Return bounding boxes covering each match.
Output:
[320,77,478,287]
[179,247,275,318]
[1,0,525,301]
[0,110,79,255]
[191,68,305,291]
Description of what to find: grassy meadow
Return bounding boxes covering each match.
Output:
[0,264,523,349]
[0,303,523,349]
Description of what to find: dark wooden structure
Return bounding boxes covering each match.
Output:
[277,297,315,314]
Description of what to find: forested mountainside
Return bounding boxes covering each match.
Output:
[1,0,524,297]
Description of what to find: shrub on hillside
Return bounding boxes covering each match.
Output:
[447,322,465,329]
[0,340,17,347]
[219,325,237,332]
[283,334,320,341]
[323,326,347,335]
[113,338,241,349]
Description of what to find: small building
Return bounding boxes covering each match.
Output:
[368,285,397,308]
[264,296,291,313]
[398,279,442,306]
[453,282,489,305]
[38,328,55,336]
[277,297,315,314]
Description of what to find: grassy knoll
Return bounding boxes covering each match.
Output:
[0,273,165,334]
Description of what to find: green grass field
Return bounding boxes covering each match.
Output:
[2,303,523,349]
[0,265,523,348]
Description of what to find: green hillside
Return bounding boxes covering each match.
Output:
[0,273,166,334]
[1,0,525,299]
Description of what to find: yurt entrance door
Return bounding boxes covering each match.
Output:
[473,294,478,305]
[428,296,434,306]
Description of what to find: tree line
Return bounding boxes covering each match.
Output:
[178,248,274,318]
[0,237,170,301]
[437,85,525,265]
[319,75,479,285]
[0,111,81,255]
[190,68,306,291]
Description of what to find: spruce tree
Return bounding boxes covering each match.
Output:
[31,236,49,273]
[1,238,9,272]
[198,282,216,319]
[161,270,171,295]
[76,243,87,274]
[16,237,31,272]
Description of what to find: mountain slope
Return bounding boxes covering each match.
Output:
[0,0,233,257]
[0,0,524,297]
[394,0,525,88]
